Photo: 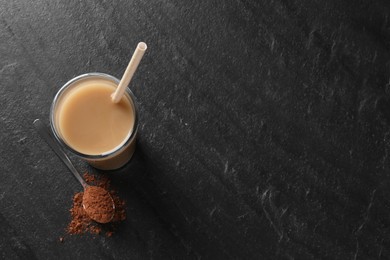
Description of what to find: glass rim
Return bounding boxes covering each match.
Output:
[49,72,139,160]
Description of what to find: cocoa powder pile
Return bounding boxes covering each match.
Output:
[66,172,126,236]
[83,186,115,223]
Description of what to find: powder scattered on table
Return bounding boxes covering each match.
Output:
[66,172,126,237]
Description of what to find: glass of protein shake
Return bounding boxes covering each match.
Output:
[50,43,146,170]
[50,72,138,170]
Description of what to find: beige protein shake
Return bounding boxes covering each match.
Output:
[50,73,138,170]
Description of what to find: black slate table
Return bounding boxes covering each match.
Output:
[1,0,390,259]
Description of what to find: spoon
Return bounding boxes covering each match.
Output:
[33,119,115,223]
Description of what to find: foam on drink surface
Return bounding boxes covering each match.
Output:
[57,79,134,155]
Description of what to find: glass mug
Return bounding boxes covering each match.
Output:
[50,73,138,170]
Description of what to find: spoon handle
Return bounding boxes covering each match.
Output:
[33,119,88,188]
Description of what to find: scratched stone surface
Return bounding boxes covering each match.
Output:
[1,0,390,259]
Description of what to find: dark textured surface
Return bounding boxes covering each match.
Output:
[1,0,390,259]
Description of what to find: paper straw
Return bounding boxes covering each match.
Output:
[111,42,147,103]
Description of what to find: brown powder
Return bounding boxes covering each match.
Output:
[66,172,126,236]
[83,186,114,224]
